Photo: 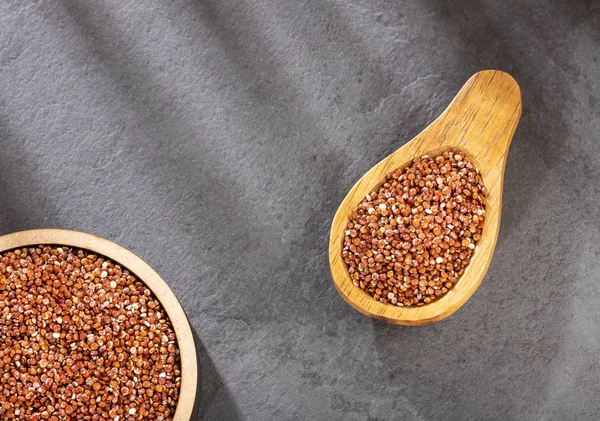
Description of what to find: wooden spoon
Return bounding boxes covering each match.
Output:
[329,70,522,325]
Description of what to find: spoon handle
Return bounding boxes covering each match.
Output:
[432,70,522,163]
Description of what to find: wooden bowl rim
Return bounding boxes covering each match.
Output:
[0,229,197,421]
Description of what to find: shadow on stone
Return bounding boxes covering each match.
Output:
[191,326,243,421]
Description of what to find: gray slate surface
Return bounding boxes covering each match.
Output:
[1,1,600,420]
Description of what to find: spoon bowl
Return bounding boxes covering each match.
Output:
[329,70,522,325]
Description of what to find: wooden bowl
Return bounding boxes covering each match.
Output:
[0,229,198,420]
[329,70,522,325]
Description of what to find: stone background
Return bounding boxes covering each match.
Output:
[1,1,599,420]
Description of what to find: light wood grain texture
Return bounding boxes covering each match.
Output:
[0,229,198,420]
[329,70,522,325]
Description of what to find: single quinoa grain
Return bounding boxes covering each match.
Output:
[342,149,487,307]
[0,246,181,420]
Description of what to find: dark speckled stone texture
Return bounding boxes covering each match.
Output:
[1,1,599,420]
